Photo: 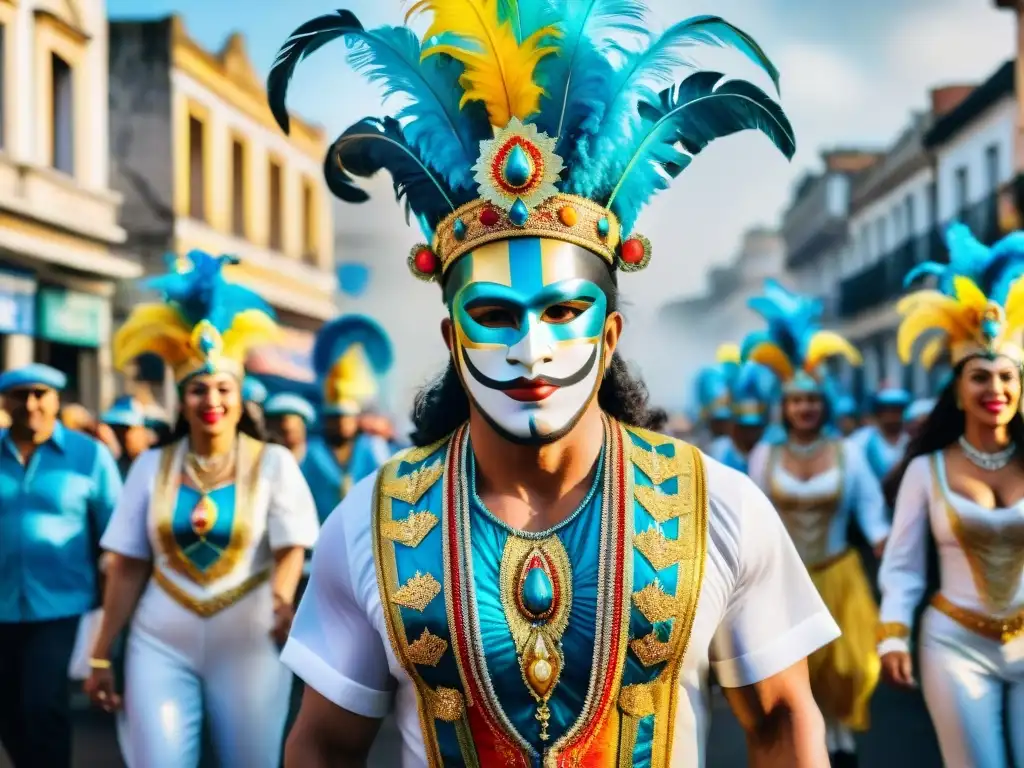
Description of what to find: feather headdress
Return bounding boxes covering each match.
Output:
[269,2,794,282]
[742,279,861,393]
[312,314,394,415]
[730,361,775,426]
[695,363,731,421]
[113,251,279,384]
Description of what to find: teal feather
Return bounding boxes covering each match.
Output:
[564,15,783,199]
[604,72,795,233]
[312,314,393,380]
[497,0,561,44]
[745,279,822,367]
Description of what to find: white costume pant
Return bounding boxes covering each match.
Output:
[919,608,1024,768]
[117,582,292,768]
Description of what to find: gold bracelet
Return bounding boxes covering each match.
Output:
[88,658,112,670]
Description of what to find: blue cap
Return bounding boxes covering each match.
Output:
[101,395,146,427]
[242,376,268,405]
[904,398,936,422]
[264,393,316,423]
[874,387,911,410]
[0,364,67,394]
[833,395,858,418]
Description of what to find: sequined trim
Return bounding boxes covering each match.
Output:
[392,572,442,612]
[382,510,439,548]
[618,682,656,717]
[408,628,449,667]
[152,568,269,617]
[633,527,688,570]
[382,459,444,505]
[876,622,911,643]
[629,632,673,667]
[153,435,264,585]
[931,593,1024,644]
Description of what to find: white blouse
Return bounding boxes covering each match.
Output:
[878,453,1024,654]
[101,441,320,606]
[748,440,890,566]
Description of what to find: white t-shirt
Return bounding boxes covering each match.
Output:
[283,452,840,767]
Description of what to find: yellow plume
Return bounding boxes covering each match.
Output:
[747,341,794,383]
[804,331,862,370]
[1004,274,1024,333]
[112,306,192,371]
[716,343,741,364]
[222,310,282,363]
[325,345,378,405]
[953,275,988,312]
[408,0,560,126]
[919,336,947,370]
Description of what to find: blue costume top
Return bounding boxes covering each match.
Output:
[303,434,391,524]
[0,423,122,621]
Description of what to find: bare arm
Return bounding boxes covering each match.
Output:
[722,659,828,768]
[90,554,151,660]
[285,687,382,767]
[272,546,307,604]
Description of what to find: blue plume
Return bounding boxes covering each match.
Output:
[497,0,562,44]
[312,314,394,381]
[325,117,459,231]
[745,279,822,366]
[694,366,729,411]
[144,251,273,333]
[564,15,783,198]
[603,72,795,233]
[982,231,1024,303]
[731,361,775,405]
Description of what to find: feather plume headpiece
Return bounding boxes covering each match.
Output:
[269,2,794,284]
[730,361,775,425]
[695,363,731,421]
[742,279,861,394]
[312,314,394,415]
[113,251,280,384]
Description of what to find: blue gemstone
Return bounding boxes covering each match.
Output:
[597,217,610,237]
[522,567,554,616]
[504,144,533,187]
[453,218,467,240]
[509,198,529,227]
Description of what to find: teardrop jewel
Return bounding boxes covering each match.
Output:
[509,198,529,227]
[191,494,218,538]
[503,143,533,188]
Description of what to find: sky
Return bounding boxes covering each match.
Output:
[106,0,1019,406]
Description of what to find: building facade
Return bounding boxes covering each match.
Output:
[0,0,135,411]
[108,16,335,405]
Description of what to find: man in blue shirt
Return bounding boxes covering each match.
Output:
[0,364,122,767]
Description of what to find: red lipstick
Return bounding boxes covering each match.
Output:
[503,379,557,402]
[201,410,223,425]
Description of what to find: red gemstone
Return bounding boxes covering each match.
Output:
[479,207,500,226]
[621,238,645,264]
[414,248,439,274]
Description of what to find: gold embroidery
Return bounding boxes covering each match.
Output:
[426,686,465,722]
[629,631,673,667]
[634,527,688,570]
[768,444,843,567]
[631,445,686,485]
[392,571,442,612]
[382,460,444,505]
[397,434,450,467]
[632,581,677,624]
[152,568,269,617]
[634,485,684,524]
[499,536,574,650]
[619,682,656,717]
[876,622,911,643]
[931,593,1024,644]
[407,628,449,667]
[382,510,439,548]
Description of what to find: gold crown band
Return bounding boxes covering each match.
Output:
[950,340,1024,367]
[174,357,245,385]
[432,194,622,273]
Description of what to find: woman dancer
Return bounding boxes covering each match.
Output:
[879,225,1024,768]
[745,280,890,768]
[83,251,319,768]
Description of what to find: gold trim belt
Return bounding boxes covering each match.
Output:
[153,568,271,618]
[931,593,1024,644]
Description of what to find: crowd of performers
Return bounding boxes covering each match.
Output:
[691,221,1024,767]
[2,0,1023,766]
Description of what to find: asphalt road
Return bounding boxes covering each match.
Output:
[0,682,942,767]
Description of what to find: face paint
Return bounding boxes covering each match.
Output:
[446,238,614,443]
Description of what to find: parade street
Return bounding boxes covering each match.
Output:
[2,684,942,767]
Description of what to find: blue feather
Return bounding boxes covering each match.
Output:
[497,0,562,44]
[532,0,646,155]
[744,280,824,370]
[903,262,945,290]
[324,117,457,231]
[312,314,394,380]
[564,15,783,198]
[603,72,795,233]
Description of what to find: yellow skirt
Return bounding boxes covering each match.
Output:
[807,549,881,731]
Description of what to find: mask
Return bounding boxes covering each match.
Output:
[446,238,613,444]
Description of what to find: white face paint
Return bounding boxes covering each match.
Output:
[448,238,611,444]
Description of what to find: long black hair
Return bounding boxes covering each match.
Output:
[157,400,267,447]
[883,360,1024,506]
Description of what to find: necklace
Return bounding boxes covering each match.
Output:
[184,443,237,539]
[786,438,825,458]
[958,436,1017,471]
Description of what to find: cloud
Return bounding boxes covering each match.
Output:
[773,44,871,111]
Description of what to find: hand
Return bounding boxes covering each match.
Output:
[880,651,916,688]
[873,538,888,560]
[84,667,122,713]
[271,599,295,648]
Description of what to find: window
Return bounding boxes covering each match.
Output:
[954,166,969,218]
[985,143,1000,193]
[301,179,317,265]
[927,181,938,226]
[230,138,246,237]
[188,116,206,221]
[904,193,915,236]
[860,224,871,264]
[268,159,283,251]
[51,53,74,174]
[891,207,903,245]
[876,217,887,256]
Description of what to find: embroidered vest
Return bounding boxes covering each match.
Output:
[149,434,268,617]
[767,444,844,567]
[372,419,708,768]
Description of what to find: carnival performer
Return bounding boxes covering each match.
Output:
[744,279,889,768]
[848,384,911,486]
[695,347,735,455]
[82,251,319,768]
[264,392,316,465]
[716,360,775,473]
[878,224,1024,768]
[831,390,860,438]
[303,314,394,524]
[271,4,842,766]
[101,395,153,479]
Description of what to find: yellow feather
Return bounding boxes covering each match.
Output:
[920,335,947,370]
[1004,275,1024,334]
[326,345,378,405]
[952,275,988,311]
[715,343,740,364]
[112,305,192,371]
[804,331,861,370]
[747,342,794,383]
[408,0,560,126]
[898,309,957,364]
[221,310,282,363]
